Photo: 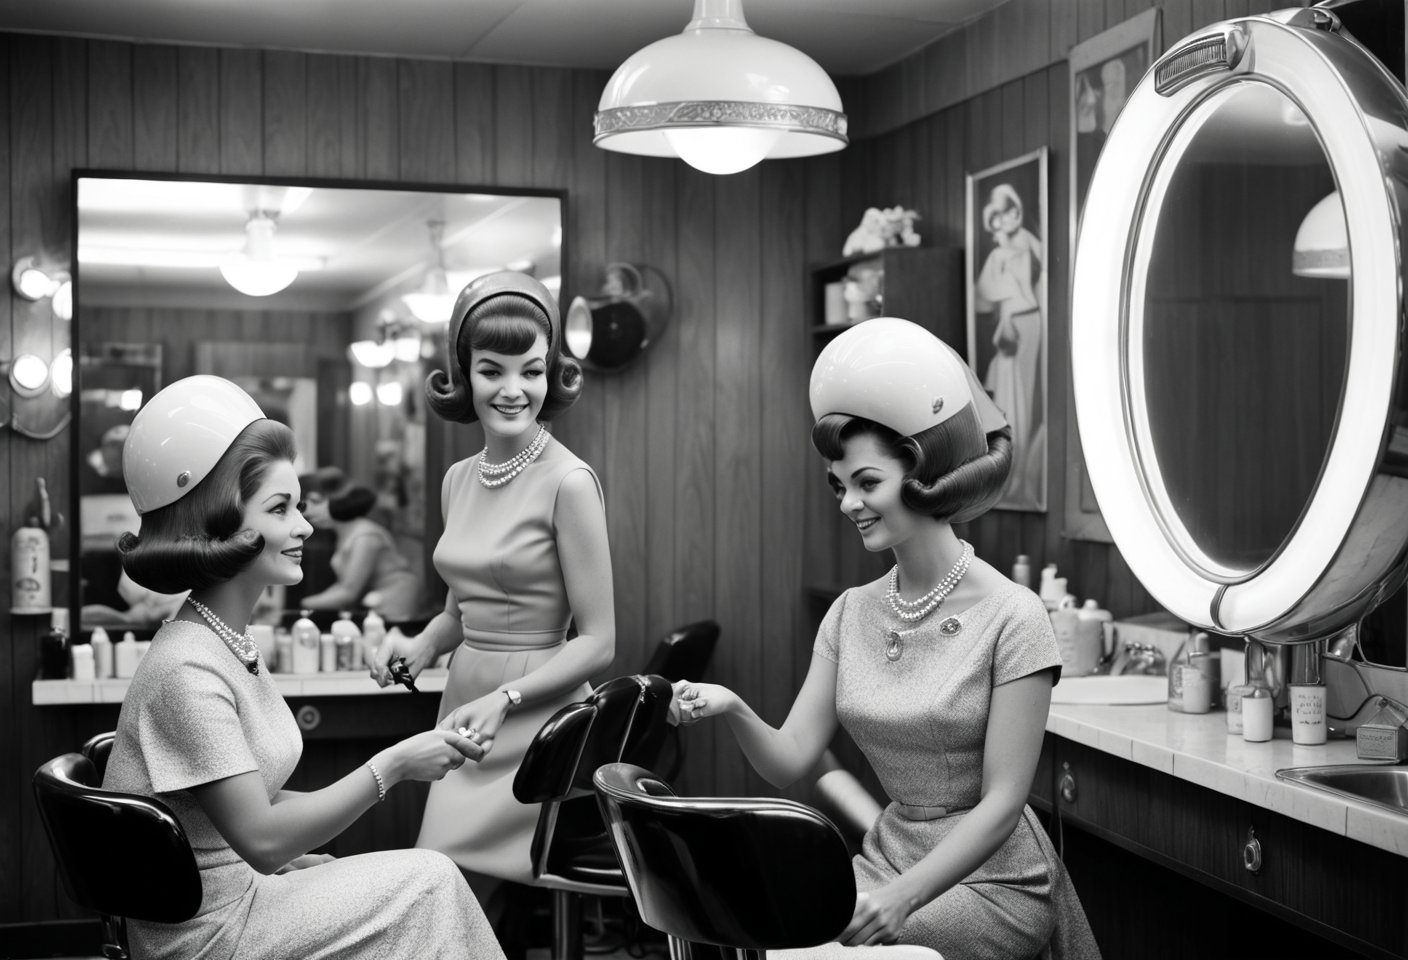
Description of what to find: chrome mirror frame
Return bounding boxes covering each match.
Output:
[1072,9,1408,644]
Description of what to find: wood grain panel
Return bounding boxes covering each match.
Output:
[358,57,397,181]
[398,59,454,184]
[86,41,132,169]
[176,47,220,173]
[219,49,262,176]
[306,54,359,180]
[263,51,308,177]
[133,44,178,171]
[453,62,495,186]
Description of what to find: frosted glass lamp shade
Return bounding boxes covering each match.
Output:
[1292,190,1349,279]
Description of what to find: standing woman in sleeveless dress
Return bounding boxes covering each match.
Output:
[104,375,496,960]
[370,272,615,905]
[672,319,1098,960]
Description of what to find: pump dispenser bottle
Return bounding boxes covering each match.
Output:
[1289,641,1327,745]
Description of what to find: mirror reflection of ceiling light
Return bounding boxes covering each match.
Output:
[402,220,457,324]
[1292,190,1349,279]
[219,211,299,297]
[376,381,404,407]
[594,0,847,175]
[349,340,396,368]
[349,381,374,406]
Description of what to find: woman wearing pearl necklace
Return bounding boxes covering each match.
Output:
[103,375,498,960]
[369,271,614,918]
[674,319,1098,960]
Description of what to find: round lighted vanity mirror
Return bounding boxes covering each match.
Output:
[1072,9,1408,643]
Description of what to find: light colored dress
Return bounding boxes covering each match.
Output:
[813,578,1099,960]
[330,517,423,621]
[104,620,501,960]
[416,437,599,882]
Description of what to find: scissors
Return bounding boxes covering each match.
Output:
[388,656,420,694]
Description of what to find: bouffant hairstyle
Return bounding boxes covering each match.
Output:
[298,465,348,499]
[811,403,1013,524]
[327,484,378,522]
[425,278,583,424]
[118,419,298,595]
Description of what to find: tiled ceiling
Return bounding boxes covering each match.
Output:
[0,0,1012,77]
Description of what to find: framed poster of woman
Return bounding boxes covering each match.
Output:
[1066,7,1162,541]
[965,147,1048,513]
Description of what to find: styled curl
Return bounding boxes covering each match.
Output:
[426,275,583,424]
[811,404,1012,524]
[118,420,298,595]
[327,484,378,522]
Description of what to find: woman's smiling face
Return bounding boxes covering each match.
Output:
[241,460,313,586]
[469,332,549,438]
[828,432,922,552]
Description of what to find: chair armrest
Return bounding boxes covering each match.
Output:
[811,767,883,846]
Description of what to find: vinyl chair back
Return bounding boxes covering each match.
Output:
[643,620,720,682]
[593,762,857,960]
[33,747,201,959]
[512,674,675,960]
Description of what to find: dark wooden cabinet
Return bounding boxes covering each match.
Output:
[801,246,966,603]
[1045,735,1408,960]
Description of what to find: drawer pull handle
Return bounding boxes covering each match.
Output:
[1059,765,1077,804]
[1242,827,1262,873]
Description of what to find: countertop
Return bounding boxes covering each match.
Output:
[32,669,450,704]
[1046,701,1408,858]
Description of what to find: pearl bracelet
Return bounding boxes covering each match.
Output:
[366,760,386,802]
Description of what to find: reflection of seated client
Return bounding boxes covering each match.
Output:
[82,568,188,628]
[299,481,425,622]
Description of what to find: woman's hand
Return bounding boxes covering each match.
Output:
[840,886,916,946]
[275,853,336,874]
[390,729,485,783]
[671,680,736,726]
[369,627,433,687]
[435,691,512,756]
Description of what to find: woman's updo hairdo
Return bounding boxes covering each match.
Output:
[327,484,378,522]
[426,271,583,424]
[118,419,298,595]
[811,404,1012,524]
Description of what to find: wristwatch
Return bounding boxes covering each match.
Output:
[501,688,522,710]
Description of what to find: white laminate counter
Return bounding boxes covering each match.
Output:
[1045,702,1408,859]
[32,668,450,705]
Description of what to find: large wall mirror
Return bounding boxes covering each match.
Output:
[1071,10,1408,667]
[71,171,564,637]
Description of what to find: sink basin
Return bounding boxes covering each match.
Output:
[1050,675,1167,705]
[1275,764,1408,817]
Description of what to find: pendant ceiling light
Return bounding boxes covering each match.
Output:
[220,211,298,297]
[594,0,847,176]
[1291,190,1349,279]
[402,220,457,324]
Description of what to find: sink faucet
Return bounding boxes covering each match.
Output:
[1114,640,1166,677]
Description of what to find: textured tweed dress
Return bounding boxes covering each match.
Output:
[811,577,1099,960]
[104,620,502,960]
[415,438,598,882]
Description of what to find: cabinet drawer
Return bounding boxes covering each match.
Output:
[1053,737,1407,959]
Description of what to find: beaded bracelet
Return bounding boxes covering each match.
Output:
[366,760,386,802]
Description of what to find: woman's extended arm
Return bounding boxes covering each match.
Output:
[436,469,615,739]
[840,670,1053,945]
[300,533,380,610]
[190,729,483,874]
[676,651,840,789]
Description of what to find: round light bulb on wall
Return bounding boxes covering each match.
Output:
[376,381,404,407]
[49,349,72,398]
[51,279,72,321]
[349,381,373,406]
[8,353,50,397]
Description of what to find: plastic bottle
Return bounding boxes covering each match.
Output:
[1226,653,1252,736]
[332,611,362,671]
[361,609,387,670]
[40,608,70,679]
[1038,564,1067,612]
[1075,599,1113,675]
[319,632,337,672]
[1168,632,1217,714]
[1289,642,1327,745]
[114,631,141,679]
[1011,554,1032,589]
[1241,645,1275,743]
[1050,596,1083,674]
[69,642,96,682]
[11,524,51,614]
[291,610,321,674]
[90,626,113,679]
[274,627,293,674]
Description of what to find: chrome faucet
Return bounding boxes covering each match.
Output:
[1113,640,1166,677]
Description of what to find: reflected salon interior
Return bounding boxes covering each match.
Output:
[6,2,1408,960]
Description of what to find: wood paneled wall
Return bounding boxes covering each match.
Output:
[0,0,1305,926]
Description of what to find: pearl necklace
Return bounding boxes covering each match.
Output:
[885,540,974,623]
[477,425,549,488]
[188,598,261,674]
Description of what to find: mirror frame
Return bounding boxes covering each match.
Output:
[1071,11,1408,644]
[67,169,569,638]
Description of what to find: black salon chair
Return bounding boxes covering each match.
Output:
[513,674,674,960]
[642,620,719,781]
[593,761,861,960]
[33,739,201,960]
